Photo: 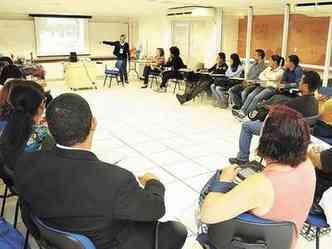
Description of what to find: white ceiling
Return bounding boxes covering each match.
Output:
[0,0,330,17]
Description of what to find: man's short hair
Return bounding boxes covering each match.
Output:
[46,93,92,146]
[303,70,322,92]
[288,55,300,66]
[256,49,265,59]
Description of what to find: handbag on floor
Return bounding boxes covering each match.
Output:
[0,217,26,249]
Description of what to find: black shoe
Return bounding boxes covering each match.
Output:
[141,85,148,89]
[176,94,187,105]
[229,157,248,165]
[232,109,240,117]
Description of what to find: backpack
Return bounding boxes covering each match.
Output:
[0,217,26,249]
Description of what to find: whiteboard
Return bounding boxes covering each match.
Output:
[88,22,129,57]
[0,19,128,58]
[0,20,36,58]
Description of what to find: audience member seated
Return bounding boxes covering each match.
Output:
[157,46,186,93]
[0,82,48,186]
[228,49,267,109]
[141,48,165,88]
[280,54,303,89]
[199,105,315,249]
[0,64,25,85]
[14,93,187,249]
[229,71,320,165]
[308,146,332,206]
[175,52,228,104]
[313,99,332,142]
[233,55,285,120]
[210,53,243,108]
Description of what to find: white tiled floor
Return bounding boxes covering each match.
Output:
[2,78,331,249]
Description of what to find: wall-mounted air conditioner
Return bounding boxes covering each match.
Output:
[294,1,332,15]
[167,6,216,20]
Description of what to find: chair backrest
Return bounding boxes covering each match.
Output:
[305,114,320,127]
[31,216,96,249]
[0,64,24,85]
[207,213,294,249]
[0,57,13,65]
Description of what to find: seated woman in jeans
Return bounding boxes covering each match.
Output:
[210,53,243,108]
[233,55,285,119]
[141,48,165,88]
[198,105,316,249]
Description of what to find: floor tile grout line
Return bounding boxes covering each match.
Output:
[107,130,200,194]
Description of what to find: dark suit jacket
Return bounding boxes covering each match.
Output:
[102,41,130,60]
[14,147,165,249]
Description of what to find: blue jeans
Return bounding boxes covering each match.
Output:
[211,84,226,104]
[237,120,263,161]
[240,87,276,114]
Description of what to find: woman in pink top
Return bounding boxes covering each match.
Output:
[200,105,316,249]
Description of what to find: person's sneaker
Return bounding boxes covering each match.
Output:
[125,81,129,84]
[232,109,240,117]
[141,85,148,89]
[237,111,246,120]
[176,94,187,105]
[229,157,249,165]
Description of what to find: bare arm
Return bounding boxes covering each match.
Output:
[200,173,274,224]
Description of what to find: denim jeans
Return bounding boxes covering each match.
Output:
[241,87,276,114]
[237,120,263,161]
[211,84,224,104]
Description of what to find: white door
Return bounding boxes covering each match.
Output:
[172,22,190,64]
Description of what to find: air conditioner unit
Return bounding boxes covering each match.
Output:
[167,6,216,20]
[294,1,332,15]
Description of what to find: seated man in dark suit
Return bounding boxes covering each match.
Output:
[14,93,187,249]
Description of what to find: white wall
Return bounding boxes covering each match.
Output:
[222,15,240,60]
[137,13,239,69]
[0,17,129,80]
[137,14,172,58]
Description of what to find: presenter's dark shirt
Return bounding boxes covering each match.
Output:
[103,41,130,60]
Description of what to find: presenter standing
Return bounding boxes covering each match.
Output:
[102,34,130,84]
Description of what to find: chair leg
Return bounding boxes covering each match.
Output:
[13,198,20,228]
[316,227,320,249]
[109,76,113,88]
[103,76,107,87]
[1,185,8,217]
[173,81,177,94]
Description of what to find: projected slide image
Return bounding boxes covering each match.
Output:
[35,17,89,56]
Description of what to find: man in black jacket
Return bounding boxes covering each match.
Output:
[14,93,187,249]
[102,34,130,84]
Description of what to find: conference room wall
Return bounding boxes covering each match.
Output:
[0,17,129,80]
[137,14,239,68]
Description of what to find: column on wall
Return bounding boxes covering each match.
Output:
[323,16,332,86]
[281,4,290,58]
[215,8,223,53]
[245,6,253,79]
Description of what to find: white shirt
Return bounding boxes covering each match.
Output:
[259,66,284,88]
[56,144,91,152]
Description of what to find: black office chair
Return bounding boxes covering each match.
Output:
[206,213,294,249]
[0,57,13,65]
[31,215,96,249]
[0,64,25,85]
